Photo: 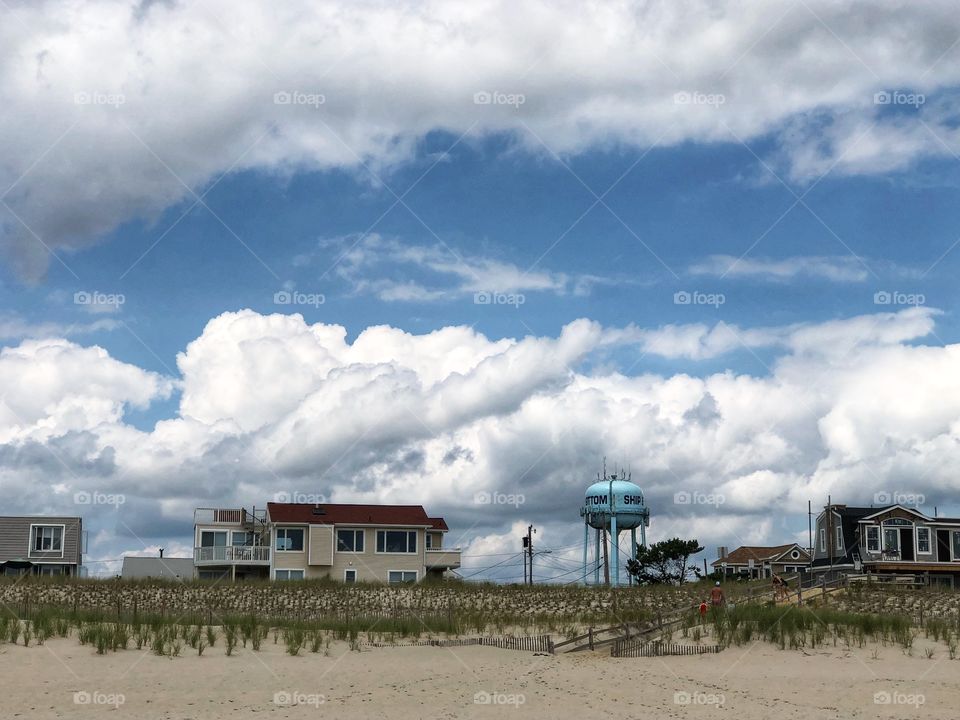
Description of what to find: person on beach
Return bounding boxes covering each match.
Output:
[709,581,725,608]
[771,573,785,601]
[698,600,708,624]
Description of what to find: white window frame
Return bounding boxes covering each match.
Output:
[231,531,259,547]
[819,528,826,553]
[790,549,800,560]
[425,533,432,549]
[835,526,843,551]
[30,524,64,556]
[336,529,365,554]
[199,530,228,547]
[916,527,931,555]
[952,531,960,562]
[343,568,357,583]
[375,530,418,554]
[387,570,418,584]
[274,569,305,581]
[275,527,305,552]
[866,526,880,553]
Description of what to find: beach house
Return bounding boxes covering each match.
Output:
[193,502,460,582]
[0,515,84,576]
[811,503,960,587]
[712,543,811,579]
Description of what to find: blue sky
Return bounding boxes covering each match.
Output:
[3,1,960,579]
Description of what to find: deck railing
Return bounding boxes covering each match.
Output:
[193,545,271,564]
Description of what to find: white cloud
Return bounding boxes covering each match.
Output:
[689,255,870,282]
[315,233,572,300]
[1,307,959,576]
[2,1,960,277]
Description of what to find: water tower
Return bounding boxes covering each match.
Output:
[580,468,650,586]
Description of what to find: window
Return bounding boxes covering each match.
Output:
[275,569,304,581]
[884,528,900,554]
[336,529,364,553]
[232,531,257,547]
[344,569,357,583]
[917,527,931,554]
[275,528,304,552]
[376,530,417,554]
[33,526,63,552]
[866,526,880,553]
[952,531,960,561]
[819,528,826,552]
[388,570,417,584]
[200,530,227,547]
[38,565,63,576]
[790,549,800,560]
[835,526,843,551]
[425,534,432,549]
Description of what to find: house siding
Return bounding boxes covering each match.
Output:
[0,516,82,567]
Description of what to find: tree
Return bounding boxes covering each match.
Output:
[625,538,704,585]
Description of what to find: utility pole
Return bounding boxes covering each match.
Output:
[523,525,536,585]
[522,532,529,584]
[808,500,813,556]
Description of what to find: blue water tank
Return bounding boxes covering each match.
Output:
[581,479,649,530]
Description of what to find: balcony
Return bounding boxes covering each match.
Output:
[194,545,271,565]
[425,547,461,570]
[194,508,266,526]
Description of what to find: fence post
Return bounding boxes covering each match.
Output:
[588,626,594,651]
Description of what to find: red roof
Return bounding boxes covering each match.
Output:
[267,503,448,530]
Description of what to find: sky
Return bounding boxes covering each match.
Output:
[2,0,960,580]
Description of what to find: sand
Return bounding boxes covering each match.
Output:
[1,635,957,719]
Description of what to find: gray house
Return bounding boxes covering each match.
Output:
[0,516,83,576]
[121,555,195,580]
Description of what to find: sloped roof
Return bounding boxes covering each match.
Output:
[266,503,448,530]
[712,543,802,567]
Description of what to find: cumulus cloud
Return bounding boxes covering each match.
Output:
[2,1,960,278]
[1,306,959,576]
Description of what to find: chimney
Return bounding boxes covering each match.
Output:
[159,548,164,559]
[717,546,728,560]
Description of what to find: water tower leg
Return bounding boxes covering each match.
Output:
[594,528,601,585]
[631,527,637,562]
[611,515,619,587]
[582,522,589,586]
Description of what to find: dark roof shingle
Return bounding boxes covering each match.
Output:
[267,503,448,530]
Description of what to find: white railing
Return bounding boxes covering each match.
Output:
[194,545,271,564]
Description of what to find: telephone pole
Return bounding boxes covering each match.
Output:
[526,525,535,585]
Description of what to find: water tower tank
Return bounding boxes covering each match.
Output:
[581,479,648,529]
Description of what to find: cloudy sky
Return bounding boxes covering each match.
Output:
[2,0,960,580]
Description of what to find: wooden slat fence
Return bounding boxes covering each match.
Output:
[365,634,554,653]
[611,639,721,658]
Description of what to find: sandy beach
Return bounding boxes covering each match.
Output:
[2,633,957,719]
